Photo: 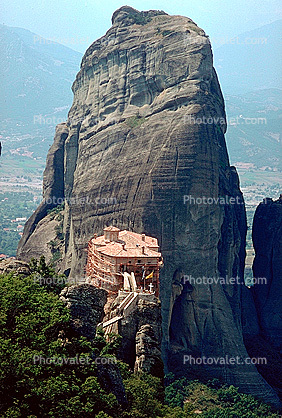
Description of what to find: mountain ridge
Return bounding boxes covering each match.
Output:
[213,19,282,95]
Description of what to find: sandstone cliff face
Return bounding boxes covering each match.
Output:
[135,324,163,376]
[17,123,68,264]
[17,6,280,407]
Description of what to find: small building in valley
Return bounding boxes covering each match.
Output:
[86,226,162,296]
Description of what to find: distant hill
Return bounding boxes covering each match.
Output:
[0,25,82,159]
[0,23,281,171]
[211,20,282,169]
[213,20,282,95]
[0,25,82,119]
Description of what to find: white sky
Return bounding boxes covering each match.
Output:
[1,0,281,52]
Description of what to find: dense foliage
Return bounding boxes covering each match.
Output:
[0,269,280,417]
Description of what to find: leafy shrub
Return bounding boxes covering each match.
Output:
[162,30,174,36]
[128,12,151,26]
[125,116,146,129]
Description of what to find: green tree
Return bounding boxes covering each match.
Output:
[0,273,121,417]
[29,256,66,294]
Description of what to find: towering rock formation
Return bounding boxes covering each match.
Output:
[241,196,282,402]
[17,6,280,407]
[251,196,282,350]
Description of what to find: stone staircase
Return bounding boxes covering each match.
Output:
[98,291,139,333]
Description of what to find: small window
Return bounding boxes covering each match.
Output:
[137,260,141,264]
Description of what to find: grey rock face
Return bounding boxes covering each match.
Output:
[0,258,30,276]
[108,293,163,378]
[17,6,280,407]
[134,324,163,377]
[59,284,128,406]
[122,296,163,377]
[241,284,260,338]
[60,284,107,339]
[252,197,282,350]
[241,197,282,403]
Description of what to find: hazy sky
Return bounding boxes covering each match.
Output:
[1,0,281,53]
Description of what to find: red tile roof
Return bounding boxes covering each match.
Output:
[91,230,161,258]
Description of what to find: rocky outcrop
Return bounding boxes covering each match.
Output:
[59,284,128,406]
[0,258,30,276]
[60,284,107,339]
[251,196,282,351]
[17,123,68,262]
[241,196,282,402]
[17,6,280,407]
[107,293,163,378]
[135,324,163,377]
